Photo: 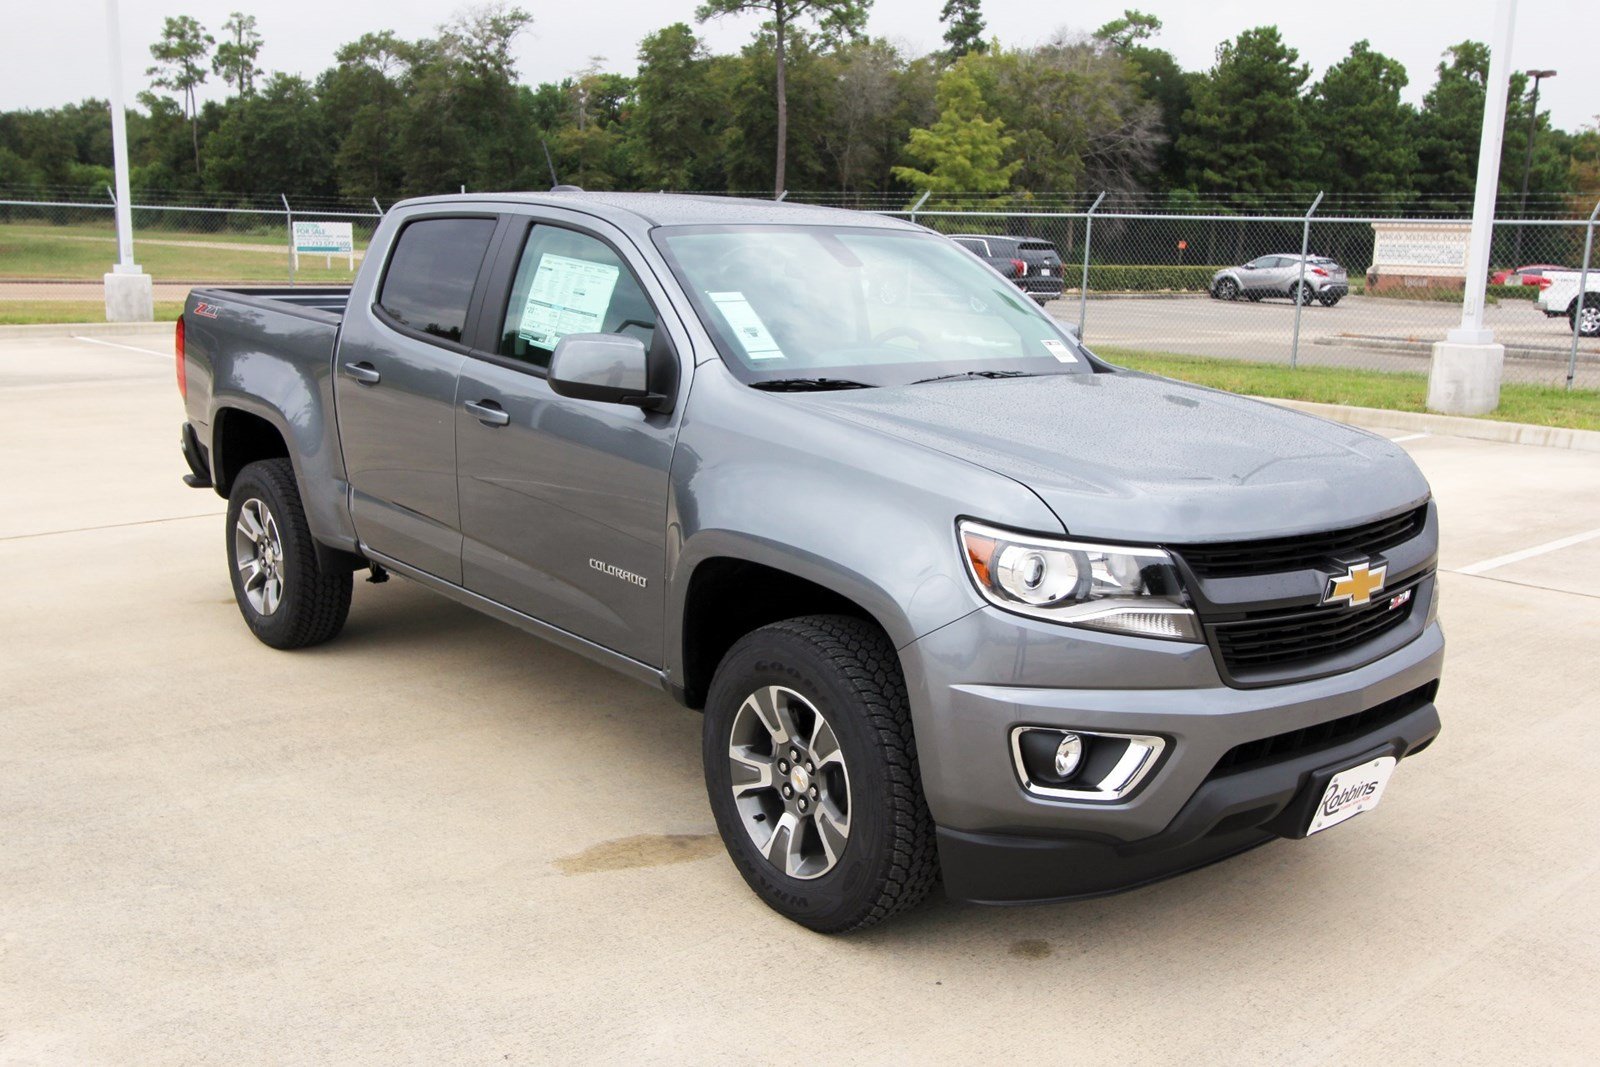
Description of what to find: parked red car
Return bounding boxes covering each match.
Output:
[1490,264,1566,288]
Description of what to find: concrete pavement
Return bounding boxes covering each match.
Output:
[2,329,1597,1064]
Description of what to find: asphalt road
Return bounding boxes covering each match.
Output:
[1057,292,1600,389]
[3,327,1598,1063]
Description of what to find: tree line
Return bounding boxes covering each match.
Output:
[1,2,1596,213]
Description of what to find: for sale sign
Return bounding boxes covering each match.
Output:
[292,221,356,272]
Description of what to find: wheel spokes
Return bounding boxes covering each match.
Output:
[728,745,774,798]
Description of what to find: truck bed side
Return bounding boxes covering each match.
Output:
[181,285,360,555]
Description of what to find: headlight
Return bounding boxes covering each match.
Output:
[959,520,1200,641]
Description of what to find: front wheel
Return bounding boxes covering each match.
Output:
[1214,278,1239,301]
[225,458,352,649]
[702,616,937,933]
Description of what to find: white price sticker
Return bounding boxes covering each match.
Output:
[518,254,620,348]
[710,291,785,361]
[1042,338,1078,363]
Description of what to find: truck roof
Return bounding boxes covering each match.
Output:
[391,191,921,233]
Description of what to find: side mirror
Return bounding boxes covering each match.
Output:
[1242,263,1255,271]
[548,333,665,409]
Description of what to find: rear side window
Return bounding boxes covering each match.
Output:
[1017,241,1057,255]
[953,237,987,255]
[378,217,497,343]
[498,225,656,369]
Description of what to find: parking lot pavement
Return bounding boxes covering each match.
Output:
[3,329,1598,1064]
[1057,293,1600,389]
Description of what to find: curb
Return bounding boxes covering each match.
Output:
[0,321,177,340]
[1314,333,1599,366]
[1260,397,1600,454]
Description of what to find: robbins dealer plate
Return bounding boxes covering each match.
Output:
[1306,756,1397,836]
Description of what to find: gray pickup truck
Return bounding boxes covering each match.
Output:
[177,192,1443,932]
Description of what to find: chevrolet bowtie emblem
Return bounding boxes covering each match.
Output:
[1325,561,1387,607]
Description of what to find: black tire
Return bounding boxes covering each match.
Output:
[1289,281,1313,305]
[1572,295,1600,338]
[1319,292,1341,307]
[1214,277,1239,301]
[225,458,352,649]
[703,615,937,933]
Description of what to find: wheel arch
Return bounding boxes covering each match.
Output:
[671,543,913,710]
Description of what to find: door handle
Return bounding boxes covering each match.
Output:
[464,399,510,427]
[342,361,381,385]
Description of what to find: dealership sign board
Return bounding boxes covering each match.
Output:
[292,221,356,271]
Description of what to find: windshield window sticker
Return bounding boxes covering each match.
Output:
[518,253,621,348]
[1041,338,1078,363]
[709,291,786,361]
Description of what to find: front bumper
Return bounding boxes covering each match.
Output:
[900,603,1444,904]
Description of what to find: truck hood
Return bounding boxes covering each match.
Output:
[806,372,1429,542]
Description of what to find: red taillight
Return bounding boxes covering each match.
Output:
[1311,267,1328,277]
[175,315,187,398]
[1011,258,1026,278]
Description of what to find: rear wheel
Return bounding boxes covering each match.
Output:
[703,615,937,933]
[225,458,352,649]
[1289,281,1314,305]
[1573,295,1600,338]
[1318,292,1341,307]
[1214,277,1239,301]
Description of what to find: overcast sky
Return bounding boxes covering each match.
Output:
[4,1,1596,132]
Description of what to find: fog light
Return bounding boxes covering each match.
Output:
[1054,732,1084,778]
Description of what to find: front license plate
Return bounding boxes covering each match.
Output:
[1306,756,1396,835]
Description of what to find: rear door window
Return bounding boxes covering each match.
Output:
[498,225,657,370]
[377,217,498,343]
[954,238,988,255]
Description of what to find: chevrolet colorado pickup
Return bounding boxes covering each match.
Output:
[177,192,1443,932]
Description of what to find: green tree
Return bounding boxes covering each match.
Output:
[1305,40,1416,195]
[939,0,986,60]
[966,34,1161,194]
[892,60,1018,196]
[720,29,833,191]
[204,74,335,196]
[318,31,412,201]
[212,12,263,96]
[146,15,213,174]
[1178,26,1313,201]
[1093,9,1161,51]
[816,38,906,191]
[696,0,871,196]
[1123,43,1192,189]
[627,24,728,189]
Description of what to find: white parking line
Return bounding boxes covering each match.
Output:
[1389,433,1430,443]
[71,334,169,358]
[1457,527,1600,575]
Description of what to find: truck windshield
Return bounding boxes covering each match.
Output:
[655,225,1091,388]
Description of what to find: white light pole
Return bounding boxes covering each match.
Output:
[103,0,154,322]
[1427,0,1516,414]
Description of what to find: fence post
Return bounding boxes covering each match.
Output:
[1078,191,1106,340]
[1567,199,1600,390]
[281,194,297,287]
[1290,190,1325,369]
[908,191,930,227]
[372,197,383,215]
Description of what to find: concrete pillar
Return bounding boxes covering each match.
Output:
[1427,340,1505,415]
[103,269,154,322]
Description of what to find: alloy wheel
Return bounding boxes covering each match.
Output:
[726,685,852,880]
[234,497,285,616]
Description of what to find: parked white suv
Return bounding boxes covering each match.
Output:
[1537,271,1600,337]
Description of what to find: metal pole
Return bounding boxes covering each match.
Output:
[282,194,295,288]
[1450,0,1517,345]
[908,190,930,227]
[1290,191,1325,368]
[775,190,788,202]
[372,197,382,214]
[1567,200,1600,390]
[103,0,137,272]
[1514,70,1555,264]
[1078,191,1106,340]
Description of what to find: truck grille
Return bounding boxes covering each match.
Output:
[1210,578,1420,676]
[1207,680,1438,779]
[1177,506,1427,579]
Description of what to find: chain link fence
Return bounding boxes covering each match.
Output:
[873,201,1600,392]
[3,188,1596,391]
[0,189,383,323]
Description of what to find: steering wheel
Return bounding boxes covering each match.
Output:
[872,325,932,349]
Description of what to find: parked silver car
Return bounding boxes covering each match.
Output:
[1212,254,1348,306]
